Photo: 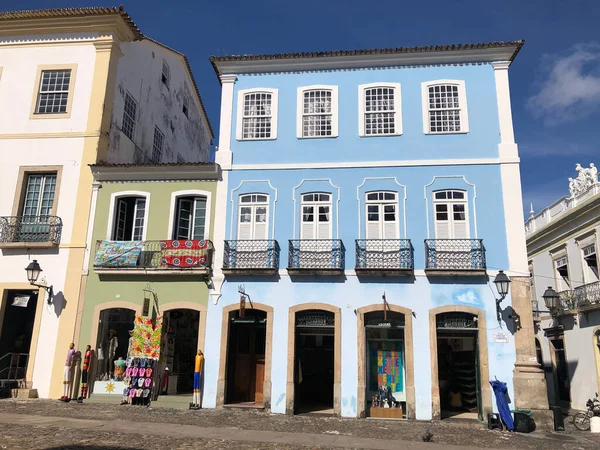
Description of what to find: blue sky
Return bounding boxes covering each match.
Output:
[5,0,600,217]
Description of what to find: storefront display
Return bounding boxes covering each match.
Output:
[122,357,156,406]
[95,308,135,381]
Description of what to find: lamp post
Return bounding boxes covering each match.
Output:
[25,259,53,305]
[493,270,511,323]
[542,286,560,316]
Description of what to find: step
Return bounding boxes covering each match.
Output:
[152,394,193,410]
[14,388,38,399]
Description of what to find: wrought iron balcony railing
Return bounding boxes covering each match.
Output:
[0,216,62,246]
[355,239,413,274]
[223,240,280,274]
[558,280,600,312]
[288,239,345,273]
[424,239,486,273]
[94,239,213,274]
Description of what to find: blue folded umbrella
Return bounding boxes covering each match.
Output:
[490,379,514,431]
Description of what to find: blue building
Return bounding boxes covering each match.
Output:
[203,41,547,422]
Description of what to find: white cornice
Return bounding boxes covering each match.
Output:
[91,164,220,182]
[215,47,518,75]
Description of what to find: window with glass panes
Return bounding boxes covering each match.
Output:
[238,194,269,240]
[427,84,462,133]
[365,191,398,239]
[122,92,137,140]
[174,196,207,240]
[364,87,397,135]
[432,190,468,239]
[301,193,332,239]
[112,197,146,241]
[151,126,164,163]
[21,173,57,221]
[161,61,170,87]
[242,92,273,139]
[302,90,333,137]
[35,69,72,114]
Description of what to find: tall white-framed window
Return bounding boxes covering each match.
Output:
[582,244,599,283]
[151,126,164,163]
[236,89,278,140]
[237,194,269,240]
[554,255,570,291]
[365,191,398,239]
[161,60,170,88]
[358,83,402,136]
[432,190,469,239]
[21,173,57,221]
[300,193,332,239]
[34,68,74,115]
[122,92,137,140]
[173,196,207,240]
[112,197,147,241]
[421,80,469,134]
[297,85,338,138]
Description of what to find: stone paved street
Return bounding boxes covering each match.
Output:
[0,399,599,449]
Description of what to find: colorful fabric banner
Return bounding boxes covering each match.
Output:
[369,340,404,393]
[130,315,163,359]
[94,241,143,267]
[159,240,209,268]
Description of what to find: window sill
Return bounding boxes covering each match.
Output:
[237,137,277,142]
[423,131,469,135]
[0,241,58,249]
[359,133,403,138]
[29,111,72,120]
[297,135,338,140]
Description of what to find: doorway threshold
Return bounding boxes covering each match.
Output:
[223,402,264,410]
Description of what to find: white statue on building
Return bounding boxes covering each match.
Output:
[569,163,599,197]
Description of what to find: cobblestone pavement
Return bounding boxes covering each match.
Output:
[0,399,599,449]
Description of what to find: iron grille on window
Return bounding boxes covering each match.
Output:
[424,239,485,270]
[35,69,71,114]
[288,239,344,270]
[296,310,334,327]
[223,240,280,270]
[436,312,477,329]
[364,311,405,327]
[355,239,413,270]
[0,216,62,245]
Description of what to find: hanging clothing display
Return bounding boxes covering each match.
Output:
[369,340,403,394]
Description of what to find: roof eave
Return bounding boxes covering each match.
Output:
[90,163,220,182]
[211,43,523,79]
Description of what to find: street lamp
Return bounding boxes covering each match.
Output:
[25,259,53,305]
[493,270,511,323]
[542,286,560,316]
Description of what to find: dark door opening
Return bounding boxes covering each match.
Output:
[551,338,571,403]
[225,310,266,405]
[294,310,334,414]
[163,309,200,394]
[0,290,38,379]
[436,313,481,420]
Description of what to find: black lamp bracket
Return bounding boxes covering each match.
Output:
[31,282,54,304]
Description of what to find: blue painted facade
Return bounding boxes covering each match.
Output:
[204,53,520,420]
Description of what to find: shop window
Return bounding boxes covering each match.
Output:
[95,308,135,381]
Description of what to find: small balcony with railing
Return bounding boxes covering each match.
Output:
[93,239,213,276]
[287,239,345,275]
[558,280,600,313]
[424,239,486,276]
[0,216,62,249]
[222,240,280,275]
[355,239,413,276]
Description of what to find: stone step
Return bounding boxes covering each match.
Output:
[88,393,194,410]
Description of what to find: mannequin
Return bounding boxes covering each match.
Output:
[108,330,118,377]
[190,350,204,410]
[77,345,92,402]
[60,343,75,401]
[127,329,134,358]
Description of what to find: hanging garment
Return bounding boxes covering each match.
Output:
[490,380,514,431]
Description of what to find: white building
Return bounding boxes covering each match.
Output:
[0,6,213,399]
[526,163,600,411]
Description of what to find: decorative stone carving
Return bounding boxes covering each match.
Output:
[569,163,598,197]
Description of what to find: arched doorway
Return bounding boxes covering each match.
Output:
[162,308,200,395]
[430,306,491,421]
[94,307,136,381]
[287,304,341,415]
[357,306,415,419]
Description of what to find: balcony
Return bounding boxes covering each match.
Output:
[222,240,280,275]
[287,239,345,275]
[355,239,413,276]
[0,216,62,248]
[93,239,213,276]
[424,239,486,276]
[558,280,600,312]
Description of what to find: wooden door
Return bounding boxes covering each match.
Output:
[254,327,266,403]
[232,324,266,404]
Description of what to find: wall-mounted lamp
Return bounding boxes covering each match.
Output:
[542,286,560,317]
[25,259,53,305]
[596,330,600,347]
[493,270,511,323]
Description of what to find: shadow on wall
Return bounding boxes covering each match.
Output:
[52,291,67,318]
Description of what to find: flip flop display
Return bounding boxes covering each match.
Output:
[124,356,157,407]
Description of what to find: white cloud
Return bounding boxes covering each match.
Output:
[527,43,600,125]
[456,290,479,305]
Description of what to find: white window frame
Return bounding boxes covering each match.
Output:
[161,60,171,88]
[236,88,279,141]
[173,196,208,240]
[300,193,332,239]
[432,190,470,239]
[106,191,151,241]
[237,194,270,240]
[358,83,402,137]
[554,255,570,291]
[581,243,599,283]
[166,190,212,241]
[21,173,57,220]
[421,80,469,134]
[151,126,164,163]
[365,191,399,239]
[122,91,138,140]
[297,85,339,139]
